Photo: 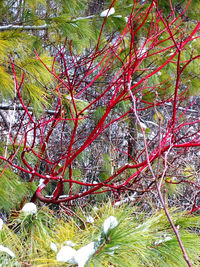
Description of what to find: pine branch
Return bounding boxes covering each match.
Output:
[0,15,96,32]
[0,24,48,31]
[0,104,56,115]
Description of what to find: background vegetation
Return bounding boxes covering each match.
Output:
[0,0,200,266]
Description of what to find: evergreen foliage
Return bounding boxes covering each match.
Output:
[0,203,200,266]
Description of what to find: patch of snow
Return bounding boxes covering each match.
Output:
[57,242,97,267]
[154,236,172,245]
[45,195,54,198]
[129,194,135,201]
[56,246,76,264]
[0,245,15,258]
[71,23,78,28]
[148,131,156,140]
[140,122,147,130]
[110,245,119,251]
[38,179,46,189]
[100,7,115,17]
[137,133,144,138]
[114,201,122,207]
[0,218,3,230]
[63,240,76,247]
[58,195,69,199]
[107,245,119,256]
[50,242,57,252]
[75,242,97,267]
[103,216,118,235]
[138,47,147,56]
[21,203,37,215]
[125,17,128,23]
[86,216,95,223]
[114,193,136,207]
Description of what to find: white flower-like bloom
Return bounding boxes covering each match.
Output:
[125,17,128,23]
[100,7,115,17]
[158,71,162,76]
[0,218,4,230]
[75,242,97,267]
[21,203,37,215]
[103,216,118,235]
[50,242,57,252]
[56,246,76,264]
[63,240,76,247]
[0,245,15,258]
[86,216,94,224]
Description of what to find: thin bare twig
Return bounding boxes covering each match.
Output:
[128,84,192,267]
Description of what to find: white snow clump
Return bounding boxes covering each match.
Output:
[56,242,97,267]
[75,242,97,267]
[0,245,15,258]
[56,246,76,264]
[93,206,99,211]
[0,218,4,230]
[100,7,115,17]
[140,122,147,130]
[114,193,136,207]
[107,245,119,256]
[64,240,76,247]
[56,216,119,266]
[50,242,57,252]
[154,235,172,245]
[102,216,118,235]
[38,179,46,189]
[21,202,37,215]
[86,215,95,223]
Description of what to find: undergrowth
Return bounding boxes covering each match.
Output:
[0,203,200,266]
